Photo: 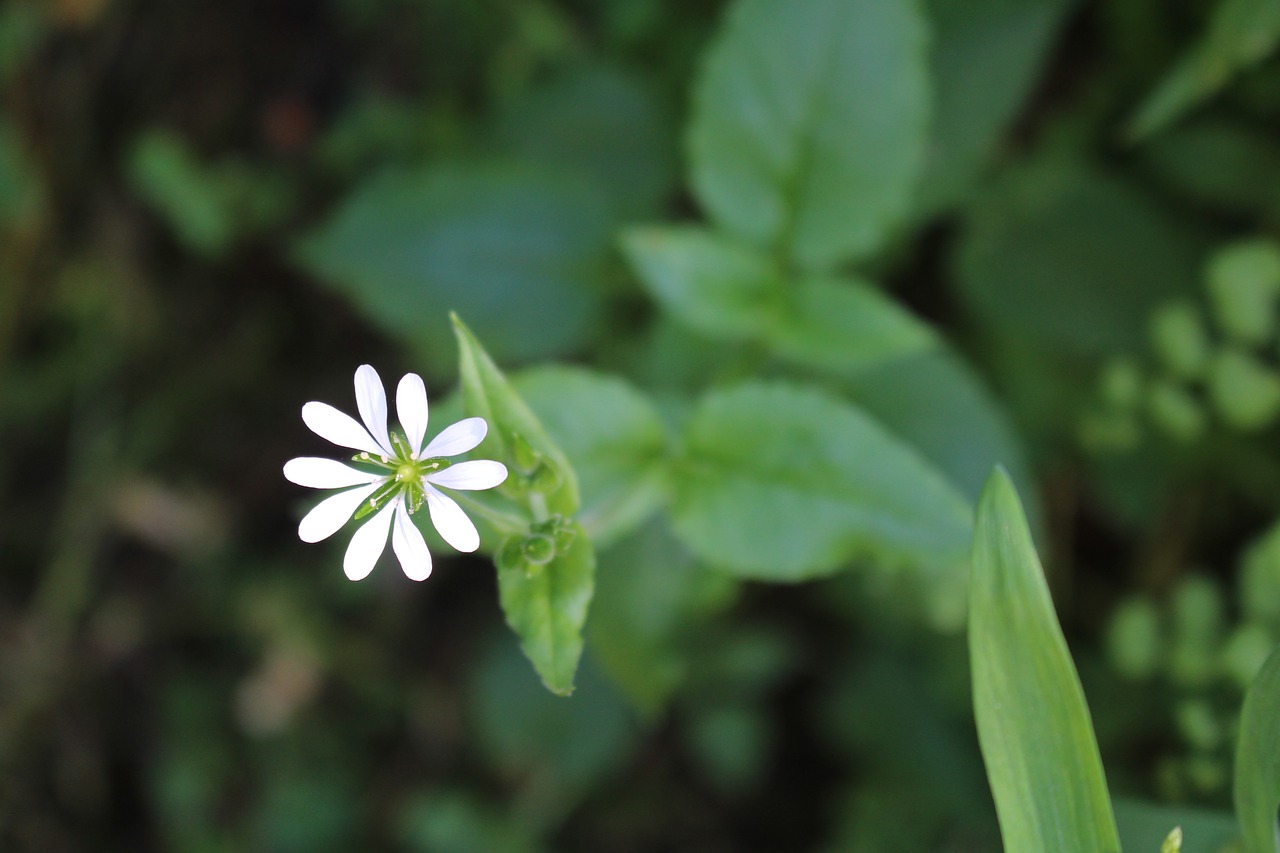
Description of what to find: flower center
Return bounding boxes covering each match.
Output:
[350,428,456,521]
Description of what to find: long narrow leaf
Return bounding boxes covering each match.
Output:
[970,467,1121,852]
[1234,643,1280,853]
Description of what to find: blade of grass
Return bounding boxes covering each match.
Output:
[1234,643,1280,853]
[969,467,1121,853]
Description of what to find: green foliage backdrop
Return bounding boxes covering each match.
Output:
[5,0,1280,849]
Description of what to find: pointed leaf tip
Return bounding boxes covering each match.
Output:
[970,467,1121,853]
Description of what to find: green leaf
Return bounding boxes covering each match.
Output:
[1128,0,1280,141]
[296,160,610,366]
[128,130,293,259]
[956,159,1202,360]
[452,314,580,518]
[621,225,937,373]
[512,366,668,547]
[687,0,930,269]
[620,226,783,340]
[587,522,736,716]
[491,64,677,220]
[844,350,1035,513]
[470,639,634,797]
[915,0,1073,216]
[1234,642,1280,853]
[1141,119,1280,220]
[1206,239,1280,346]
[767,275,937,375]
[969,468,1121,853]
[843,349,1043,629]
[671,381,972,581]
[496,520,596,696]
[1208,347,1280,431]
[129,130,236,257]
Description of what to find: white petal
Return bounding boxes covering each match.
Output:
[421,417,488,459]
[343,499,395,581]
[425,485,480,553]
[396,373,429,456]
[297,481,382,543]
[284,457,383,490]
[427,460,508,491]
[302,402,386,457]
[392,499,432,581]
[354,365,394,457]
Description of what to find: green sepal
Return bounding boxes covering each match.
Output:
[496,519,596,696]
[451,313,581,517]
[352,480,401,520]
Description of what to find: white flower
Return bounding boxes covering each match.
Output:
[283,364,508,581]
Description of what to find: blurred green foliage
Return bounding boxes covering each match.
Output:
[7,0,1280,849]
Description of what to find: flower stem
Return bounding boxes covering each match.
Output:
[528,491,549,524]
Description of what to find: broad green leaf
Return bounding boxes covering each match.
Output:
[496,520,595,696]
[671,381,972,581]
[915,0,1074,216]
[956,159,1202,360]
[1128,0,1280,141]
[470,639,634,798]
[844,349,1042,628]
[491,64,677,220]
[1234,642,1280,853]
[620,226,782,341]
[587,522,736,716]
[453,314,580,518]
[513,366,668,547]
[767,275,937,375]
[297,160,609,366]
[970,468,1121,853]
[844,350,1036,515]
[621,225,937,373]
[1141,119,1280,220]
[687,0,930,269]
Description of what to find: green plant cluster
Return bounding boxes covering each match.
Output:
[1086,239,1280,448]
[1102,518,1280,803]
[7,0,1280,850]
